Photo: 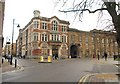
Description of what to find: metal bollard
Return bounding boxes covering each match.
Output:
[2,59,4,64]
[15,59,17,68]
[10,56,13,65]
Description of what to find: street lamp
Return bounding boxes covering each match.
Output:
[10,19,20,65]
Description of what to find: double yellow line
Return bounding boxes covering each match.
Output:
[78,74,93,84]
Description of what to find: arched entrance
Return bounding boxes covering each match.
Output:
[52,46,58,59]
[70,45,78,58]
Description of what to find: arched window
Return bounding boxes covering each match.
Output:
[52,20,58,31]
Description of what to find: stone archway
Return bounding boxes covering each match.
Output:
[40,42,50,58]
[70,45,78,58]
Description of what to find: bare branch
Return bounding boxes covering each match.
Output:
[72,0,76,7]
[53,0,62,9]
[61,0,68,7]
[55,0,120,47]
[59,8,108,13]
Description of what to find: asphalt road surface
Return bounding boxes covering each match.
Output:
[2,58,118,83]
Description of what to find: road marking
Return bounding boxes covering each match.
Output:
[83,74,90,82]
[78,73,101,84]
[78,75,86,84]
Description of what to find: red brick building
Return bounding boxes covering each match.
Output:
[18,10,70,58]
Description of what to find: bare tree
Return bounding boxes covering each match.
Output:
[55,0,120,47]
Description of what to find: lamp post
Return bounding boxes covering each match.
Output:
[10,19,20,65]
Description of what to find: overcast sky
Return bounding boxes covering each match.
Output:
[3,0,110,44]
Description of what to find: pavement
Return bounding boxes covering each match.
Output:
[1,57,57,73]
[1,58,21,74]
[78,58,120,84]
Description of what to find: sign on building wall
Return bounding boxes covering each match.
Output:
[32,49,42,55]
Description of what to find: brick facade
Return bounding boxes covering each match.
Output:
[68,28,120,58]
[16,10,120,58]
[17,10,70,58]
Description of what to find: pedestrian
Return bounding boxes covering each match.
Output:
[52,54,55,60]
[98,54,100,60]
[104,52,108,61]
[55,53,57,59]
[93,54,95,58]
[8,54,11,62]
[102,55,104,58]
[23,55,26,59]
[93,54,96,58]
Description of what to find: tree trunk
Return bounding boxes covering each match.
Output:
[116,30,120,48]
[112,14,120,48]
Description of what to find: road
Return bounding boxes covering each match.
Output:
[2,57,118,83]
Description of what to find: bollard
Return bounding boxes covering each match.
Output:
[2,59,4,64]
[40,56,44,62]
[48,56,52,62]
[10,56,13,65]
[15,59,17,68]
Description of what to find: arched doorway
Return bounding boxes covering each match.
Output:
[70,45,78,58]
[52,46,58,59]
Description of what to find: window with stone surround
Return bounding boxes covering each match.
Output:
[102,39,104,43]
[97,38,99,43]
[42,22,47,29]
[51,34,59,41]
[91,37,94,43]
[52,20,58,31]
[85,36,89,43]
[62,35,67,42]
[106,39,109,43]
[41,34,48,42]
[52,35,54,41]
[71,35,75,42]
[79,34,82,42]
[33,33,38,41]
[62,26,66,32]
[33,21,39,28]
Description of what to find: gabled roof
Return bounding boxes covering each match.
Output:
[22,16,70,31]
[50,16,70,24]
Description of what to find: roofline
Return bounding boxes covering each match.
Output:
[22,16,70,31]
